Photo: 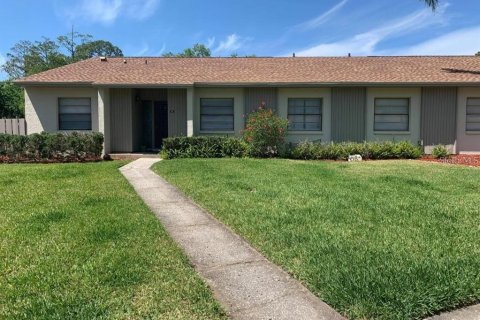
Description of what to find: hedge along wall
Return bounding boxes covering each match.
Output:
[160,136,249,159]
[160,136,423,160]
[0,132,104,163]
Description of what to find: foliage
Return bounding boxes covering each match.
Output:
[162,43,211,57]
[243,106,289,157]
[0,162,226,319]
[160,136,248,159]
[230,53,257,58]
[431,144,451,158]
[3,39,69,79]
[2,30,123,79]
[74,40,123,60]
[290,140,423,160]
[0,82,24,118]
[57,29,93,59]
[423,0,439,10]
[0,132,104,163]
[155,158,480,320]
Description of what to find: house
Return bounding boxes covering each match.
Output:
[14,56,480,155]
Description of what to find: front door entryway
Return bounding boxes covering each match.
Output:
[141,100,168,151]
[154,101,169,149]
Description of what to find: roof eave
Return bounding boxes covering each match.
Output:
[12,80,480,88]
[193,81,480,87]
[13,81,94,87]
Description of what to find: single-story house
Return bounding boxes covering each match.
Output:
[14,56,480,155]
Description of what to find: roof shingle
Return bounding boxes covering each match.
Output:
[14,56,480,86]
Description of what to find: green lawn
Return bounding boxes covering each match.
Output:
[154,159,480,320]
[0,162,226,320]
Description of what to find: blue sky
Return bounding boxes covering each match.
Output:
[1,0,480,77]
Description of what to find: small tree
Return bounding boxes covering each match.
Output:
[243,103,288,157]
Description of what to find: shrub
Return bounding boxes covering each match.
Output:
[243,106,288,157]
[290,140,422,160]
[431,145,451,159]
[0,132,104,163]
[160,136,248,159]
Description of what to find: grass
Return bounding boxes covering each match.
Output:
[0,161,226,320]
[154,158,480,320]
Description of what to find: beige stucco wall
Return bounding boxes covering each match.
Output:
[25,86,99,134]
[457,87,480,154]
[278,87,331,143]
[194,87,245,136]
[366,87,421,144]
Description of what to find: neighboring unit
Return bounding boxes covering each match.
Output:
[14,56,480,154]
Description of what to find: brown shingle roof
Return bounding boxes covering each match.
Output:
[14,56,480,86]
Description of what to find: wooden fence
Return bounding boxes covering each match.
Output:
[0,118,27,135]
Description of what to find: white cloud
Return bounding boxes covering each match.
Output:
[296,0,348,30]
[206,37,216,49]
[214,34,250,54]
[63,0,161,25]
[126,0,161,20]
[389,26,480,55]
[76,0,122,25]
[293,4,449,56]
[156,43,167,56]
[135,43,150,56]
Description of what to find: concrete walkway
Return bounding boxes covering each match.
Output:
[120,158,345,320]
[424,304,480,320]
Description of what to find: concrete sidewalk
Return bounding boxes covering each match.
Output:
[425,304,480,320]
[120,158,345,320]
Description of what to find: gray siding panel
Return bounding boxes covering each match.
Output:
[244,87,277,114]
[110,88,133,152]
[331,87,366,142]
[421,87,457,145]
[137,89,168,101]
[131,94,143,152]
[167,89,187,136]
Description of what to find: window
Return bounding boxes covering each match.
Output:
[374,98,409,131]
[466,98,480,132]
[58,98,91,130]
[287,98,322,131]
[200,98,234,131]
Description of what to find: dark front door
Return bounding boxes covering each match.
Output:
[154,101,168,149]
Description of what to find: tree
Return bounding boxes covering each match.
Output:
[57,28,92,60]
[75,40,123,60]
[476,52,480,56]
[2,38,68,79]
[0,82,24,118]
[2,32,123,79]
[163,43,211,57]
[423,0,439,10]
[230,53,257,58]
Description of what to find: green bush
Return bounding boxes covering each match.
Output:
[290,141,422,160]
[431,145,451,159]
[160,136,248,159]
[243,106,288,157]
[0,132,104,163]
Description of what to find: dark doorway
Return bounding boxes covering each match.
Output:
[141,100,168,151]
[154,101,168,149]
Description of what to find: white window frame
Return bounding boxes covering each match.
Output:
[287,98,323,132]
[374,98,410,132]
[58,98,92,131]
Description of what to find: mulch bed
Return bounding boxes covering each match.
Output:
[421,154,480,167]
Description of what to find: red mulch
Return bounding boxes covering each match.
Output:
[421,154,480,167]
